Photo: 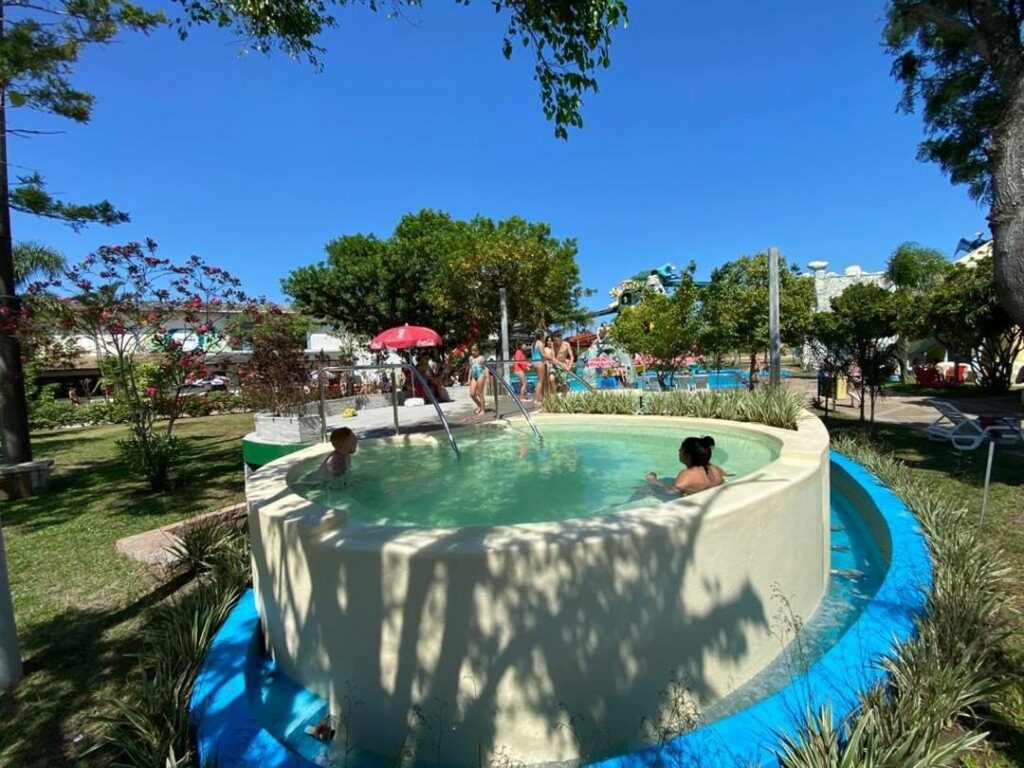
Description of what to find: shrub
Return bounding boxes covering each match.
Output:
[116,434,184,492]
[541,386,807,430]
[92,524,251,767]
[27,385,79,429]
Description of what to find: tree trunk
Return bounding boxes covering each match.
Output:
[896,335,910,384]
[859,375,866,423]
[0,512,22,691]
[989,75,1024,326]
[0,18,32,466]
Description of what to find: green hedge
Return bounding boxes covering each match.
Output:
[540,386,807,430]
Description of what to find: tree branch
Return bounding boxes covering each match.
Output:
[912,2,991,60]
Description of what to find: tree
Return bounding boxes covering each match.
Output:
[231,304,316,416]
[700,253,815,385]
[697,277,741,373]
[283,210,588,348]
[831,283,899,424]
[806,311,854,421]
[885,1,1024,325]
[436,215,589,337]
[916,256,1023,392]
[38,241,247,490]
[884,241,950,382]
[609,277,700,389]
[0,0,163,465]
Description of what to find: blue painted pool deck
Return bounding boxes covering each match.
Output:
[191,453,932,768]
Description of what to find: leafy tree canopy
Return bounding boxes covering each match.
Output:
[609,274,700,384]
[701,252,815,354]
[13,241,63,288]
[282,209,587,347]
[829,282,899,423]
[885,241,950,292]
[172,0,628,138]
[883,1,1024,323]
[915,256,1022,391]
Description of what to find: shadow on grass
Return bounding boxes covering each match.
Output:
[0,571,193,768]
[4,432,245,534]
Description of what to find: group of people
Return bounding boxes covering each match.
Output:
[509,331,576,404]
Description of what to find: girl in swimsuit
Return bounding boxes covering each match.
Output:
[645,435,725,496]
[531,331,548,404]
[468,344,488,415]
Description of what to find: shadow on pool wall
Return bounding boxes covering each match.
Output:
[241,415,831,766]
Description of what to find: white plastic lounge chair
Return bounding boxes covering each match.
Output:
[925,399,1023,451]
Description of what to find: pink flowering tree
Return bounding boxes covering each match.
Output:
[34,240,246,490]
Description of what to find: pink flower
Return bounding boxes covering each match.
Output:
[145,386,157,397]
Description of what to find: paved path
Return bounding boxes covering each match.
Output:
[784,376,1022,430]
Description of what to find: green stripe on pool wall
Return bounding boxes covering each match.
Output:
[242,437,310,468]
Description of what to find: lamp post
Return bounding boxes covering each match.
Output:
[499,287,511,383]
[768,246,781,387]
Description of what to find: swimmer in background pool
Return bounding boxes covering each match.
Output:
[645,435,725,496]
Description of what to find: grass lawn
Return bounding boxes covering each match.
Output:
[882,381,1024,399]
[828,416,1024,767]
[0,413,253,767]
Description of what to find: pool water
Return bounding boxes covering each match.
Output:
[289,423,780,527]
[259,482,885,768]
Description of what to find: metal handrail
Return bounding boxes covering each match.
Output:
[550,362,596,392]
[315,363,460,459]
[482,361,541,440]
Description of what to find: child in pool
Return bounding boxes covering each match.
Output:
[320,427,358,482]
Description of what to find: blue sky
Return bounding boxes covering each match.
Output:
[13,1,986,313]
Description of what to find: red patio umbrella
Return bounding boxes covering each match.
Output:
[369,324,442,351]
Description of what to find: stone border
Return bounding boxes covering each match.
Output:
[191,453,931,768]
[115,503,247,568]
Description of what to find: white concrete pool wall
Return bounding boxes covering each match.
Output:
[246,413,830,766]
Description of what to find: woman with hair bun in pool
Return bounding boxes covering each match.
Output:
[645,435,725,496]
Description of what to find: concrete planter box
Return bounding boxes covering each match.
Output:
[253,413,322,444]
[254,394,405,444]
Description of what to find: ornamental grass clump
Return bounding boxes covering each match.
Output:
[778,436,1016,767]
[92,524,251,768]
[541,386,806,430]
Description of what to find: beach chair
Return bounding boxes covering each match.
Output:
[925,399,1024,451]
[692,374,710,391]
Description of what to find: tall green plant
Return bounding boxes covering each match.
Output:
[884,1,1024,325]
[700,253,815,385]
[609,273,700,389]
[884,242,950,383]
[830,284,899,425]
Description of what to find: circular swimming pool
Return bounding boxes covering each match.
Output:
[288,422,781,527]
[247,414,830,766]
